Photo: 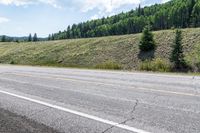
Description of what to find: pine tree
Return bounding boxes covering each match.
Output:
[138,4,141,16]
[28,34,32,42]
[51,34,55,40]
[67,26,71,38]
[15,39,19,43]
[137,4,144,16]
[1,35,6,42]
[139,25,156,52]
[48,34,51,41]
[191,1,200,27]
[33,33,38,42]
[170,29,186,70]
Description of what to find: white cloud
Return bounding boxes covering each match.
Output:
[81,0,141,13]
[90,14,99,20]
[81,0,142,20]
[38,0,61,8]
[0,0,60,8]
[0,17,10,24]
[161,0,170,3]
[0,0,33,6]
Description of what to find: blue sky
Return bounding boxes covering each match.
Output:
[0,0,169,37]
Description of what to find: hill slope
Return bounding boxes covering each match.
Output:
[0,28,200,71]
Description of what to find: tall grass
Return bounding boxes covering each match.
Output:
[139,58,171,72]
[95,61,122,70]
[186,43,200,72]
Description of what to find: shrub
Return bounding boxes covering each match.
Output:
[95,61,122,70]
[195,62,200,72]
[139,58,171,72]
[185,43,200,72]
[10,60,15,64]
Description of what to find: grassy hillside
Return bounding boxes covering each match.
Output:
[0,28,200,71]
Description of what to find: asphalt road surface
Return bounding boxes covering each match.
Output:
[0,107,59,133]
[0,65,200,133]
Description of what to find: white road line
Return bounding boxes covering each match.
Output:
[0,90,150,133]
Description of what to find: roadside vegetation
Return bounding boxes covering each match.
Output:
[0,28,200,73]
[95,61,122,70]
[138,27,193,72]
[139,58,171,72]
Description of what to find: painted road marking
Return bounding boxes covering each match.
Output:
[0,90,150,133]
[6,72,200,98]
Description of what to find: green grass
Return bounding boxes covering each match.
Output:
[95,60,122,70]
[0,28,200,72]
[139,58,171,72]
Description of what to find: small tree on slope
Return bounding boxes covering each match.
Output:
[170,29,186,70]
[33,33,38,42]
[139,25,156,52]
[28,34,32,42]
[1,35,6,42]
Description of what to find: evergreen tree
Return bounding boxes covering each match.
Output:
[48,34,51,41]
[15,39,19,43]
[1,35,6,42]
[191,1,200,27]
[33,33,38,42]
[138,4,141,16]
[139,25,156,52]
[51,34,55,40]
[66,26,71,38]
[28,34,32,42]
[170,29,186,70]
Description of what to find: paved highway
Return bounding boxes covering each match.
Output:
[0,65,200,133]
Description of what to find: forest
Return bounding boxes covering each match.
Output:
[51,0,200,40]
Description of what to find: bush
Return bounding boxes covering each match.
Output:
[195,62,200,72]
[10,60,15,64]
[186,55,200,72]
[95,61,122,70]
[139,58,171,72]
[185,44,200,72]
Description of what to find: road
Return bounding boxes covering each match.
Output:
[0,107,58,133]
[0,65,200,133]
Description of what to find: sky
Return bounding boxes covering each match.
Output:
[0,0,170,37]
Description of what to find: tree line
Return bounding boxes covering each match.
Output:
[50,0,200,40]
[0,33,39,42]
[28,33,38,42]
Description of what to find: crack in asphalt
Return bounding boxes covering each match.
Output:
[130,99,139,114]
[101,99,139,133]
